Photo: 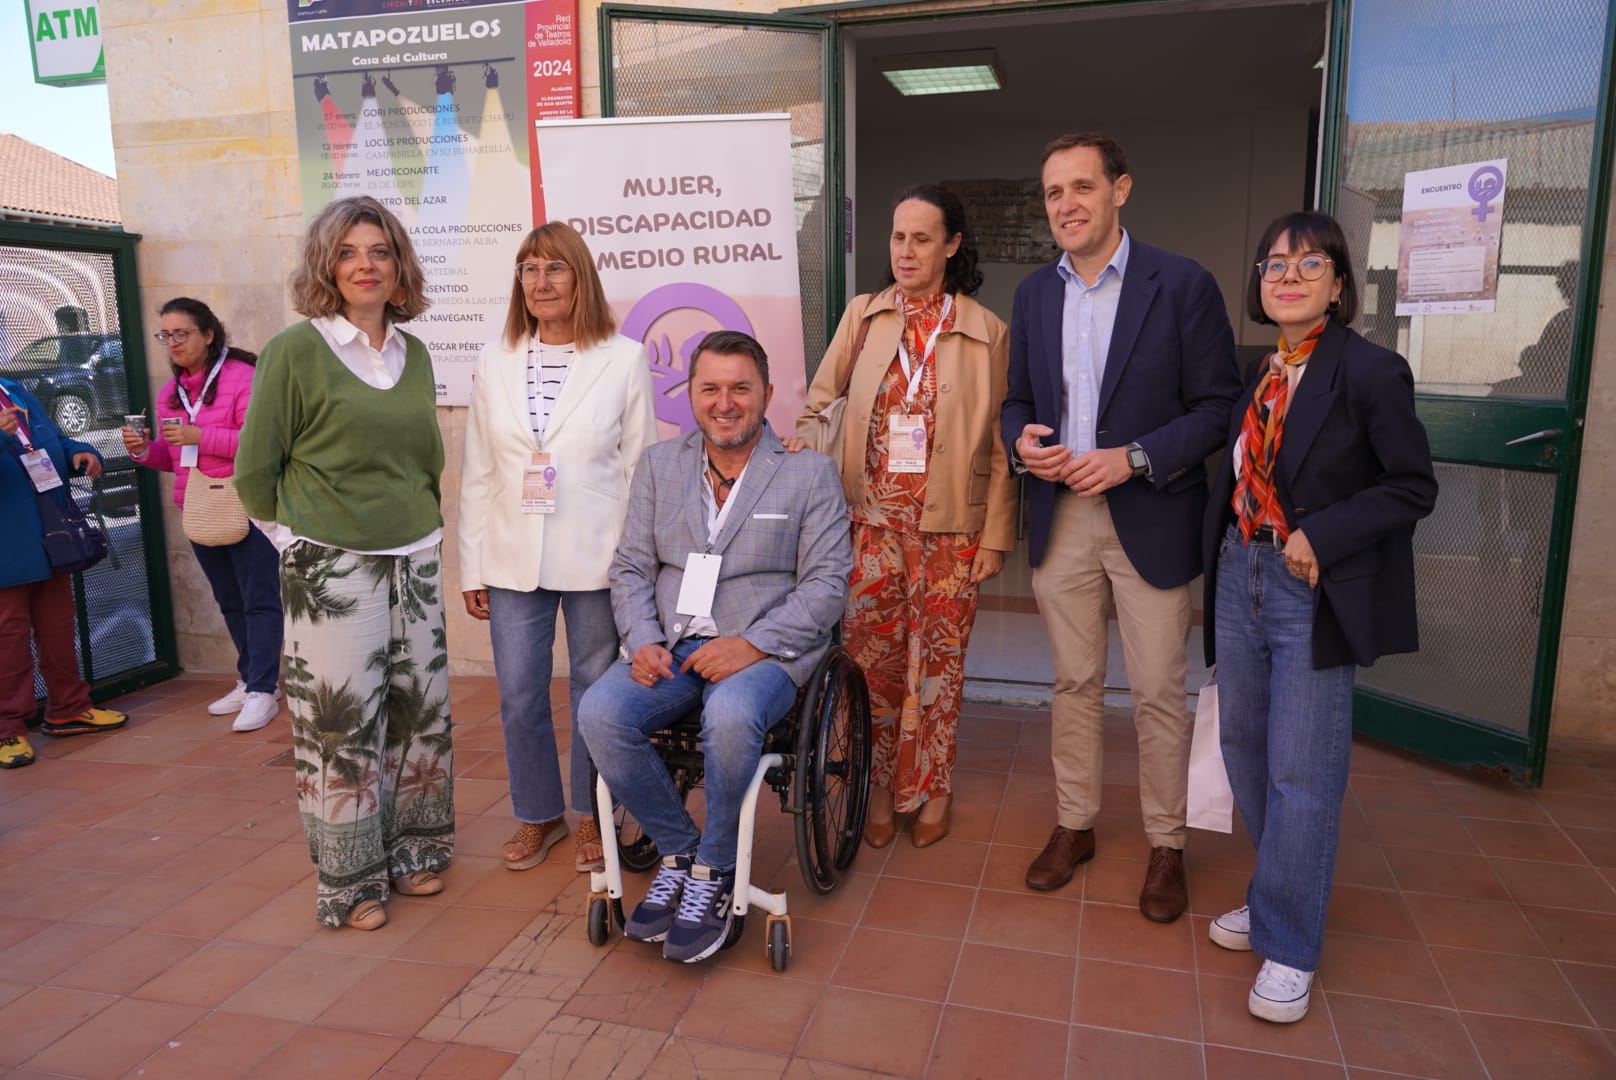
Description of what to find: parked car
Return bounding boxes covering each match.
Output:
[1,334,130,436]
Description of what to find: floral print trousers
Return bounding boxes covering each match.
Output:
[281,542,455,926]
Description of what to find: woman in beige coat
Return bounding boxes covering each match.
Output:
[798,184,1016,849]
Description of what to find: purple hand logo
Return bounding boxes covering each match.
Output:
[621,283,756,435]
[1468,165,1505,222]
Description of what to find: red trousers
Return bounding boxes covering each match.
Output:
[0,574,92,738]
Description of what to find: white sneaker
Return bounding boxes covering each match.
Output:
[232,690,281,733]
[208,680,247,715]
[1249,959,1313,1023]
[1209,905,1253,951]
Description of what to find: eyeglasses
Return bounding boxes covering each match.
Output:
[1257,255,1334,282]
[154,330,196,345]
[336,246,395,264]
[517,260,574,284]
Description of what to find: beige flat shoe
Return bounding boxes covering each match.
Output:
[391,870,443,896]
[344,899,387,931]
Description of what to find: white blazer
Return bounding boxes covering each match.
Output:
[459,331,658,594]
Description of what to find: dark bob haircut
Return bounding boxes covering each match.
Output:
[880,183,984,297]
[689,329,770,388]
[1247,210,1359,328]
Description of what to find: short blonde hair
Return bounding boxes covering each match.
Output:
[290,196,430,322]
[500,222,616,351]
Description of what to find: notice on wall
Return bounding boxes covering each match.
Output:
[533,115,806,439]
[285,0,578,405]
[1395,159,1508,316]
[942,178,1050,264]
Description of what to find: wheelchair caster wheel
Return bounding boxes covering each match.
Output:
[766,914,791,972]
[587,895,610,946]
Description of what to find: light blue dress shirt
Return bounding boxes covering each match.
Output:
[1055,230,1130,453]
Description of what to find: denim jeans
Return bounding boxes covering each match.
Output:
[576,637,798,870]
[489,587,618,820]
[191,524,283,694]
[1215,524,1356,973]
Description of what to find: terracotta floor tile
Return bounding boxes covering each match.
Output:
[1324,885,1422,941]
[1534,791,1616,831]
[1204,1044,1348,1079]
[830,927,959,1001]
[797,986,941,1076]
[636,1036,790,1079]
[21,997,203,1080]
[1072,957,1200,1039]
[46,929,204,995]
[1522,906,1616,966]
[142,881,281,937]
[399,1041,521,1078]
[243,1025,406,1079]
[1429,947,1592,1024]
[1068,1024,1207,1078]
[967,889,1081,955]
[1185,829,1259,874]
[714,916,851,983]
[0,987,117,1066]
[1327,993,1484,1078]
[1438,780,1552,823]
[1463,1013,1616,1080]
[130,1011,301,1079]
[879,837,988,888]
[861,876,975,940]
[0,920,125,984]
[1382,847,1510,901]
[300,896,443,958]
[1563,827,1616,868]
[979,843,1041,893]
[151,833,278,881]
[927,1004,1068,1079]
[219,841,318,892]
[938,941,1067,1023]
[1185,864,1249,917]
[0,916,51,954]
[676,966,820,1056]
[1332,841,1396,890]
[1465,819,1588,864]
[1199,974,1342,1063]
[457,858,574,910]
[1403,892,1547,955]
[1362,807,1478,854]
[1192,915,1265,980]
[1079,902,1194,971]
[220,948,384,1022]
[317,958,479,1036]
[391,904,534,967]
[1314,934,1451,1006]
[1491,857,1616,913]
[1560,962,1616,1030]
[132,939,292,1007]
[560,946,706,1032]
[217,886,322,947]
[1350,776,1450,813]
[1541,764,1616,797]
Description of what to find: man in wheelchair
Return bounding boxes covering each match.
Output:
[576,330,851,964]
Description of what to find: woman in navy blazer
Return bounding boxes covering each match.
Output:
[1201,212,1437,1024]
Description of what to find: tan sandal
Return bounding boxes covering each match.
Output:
[391,870,443,896]
[503,816,567,871]
[574,817,605,872]
[344,899,387,931]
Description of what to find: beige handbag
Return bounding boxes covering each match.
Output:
[796,297,873,473]
[182,469,250,547]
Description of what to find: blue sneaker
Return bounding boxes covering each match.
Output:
[624,854,691,943]
[662,863,736,964]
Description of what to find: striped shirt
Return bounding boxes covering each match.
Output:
[526,341,575,445]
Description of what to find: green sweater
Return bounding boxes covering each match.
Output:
[235,320,444,550]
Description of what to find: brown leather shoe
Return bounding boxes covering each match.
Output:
[1025,826,1095,891]
[1139,846,1188,923]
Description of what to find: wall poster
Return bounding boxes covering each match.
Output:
[1395,158,1509,317]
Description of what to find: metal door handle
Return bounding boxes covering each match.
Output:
[1504,429,1561,447]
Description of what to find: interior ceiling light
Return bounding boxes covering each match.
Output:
[879,49,1002,96]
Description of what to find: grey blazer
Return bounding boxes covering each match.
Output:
[610,426,852,686]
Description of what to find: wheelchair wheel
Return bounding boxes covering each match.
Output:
[767,919,790,972]
[587,896,610,946]
[794,648,872,894]
[591,764,696,874]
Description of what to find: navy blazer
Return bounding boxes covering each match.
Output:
[1202,320,1438,669]
[1001,238,1242,588]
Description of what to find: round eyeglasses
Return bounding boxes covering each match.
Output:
[154,330,195,346]
[517,260,574,284]
[1257,255,1334,282]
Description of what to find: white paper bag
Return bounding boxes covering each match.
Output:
[1187,672,1234,833]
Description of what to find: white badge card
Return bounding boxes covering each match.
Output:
[179,444,200,468]
[676,552,723,618]
[888,414,928,473]
[22,449,64,492]
[521,452,557,514]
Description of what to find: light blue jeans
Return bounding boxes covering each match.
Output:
[1214,525,1356,973]
[576,637,798,871]
[489,587,618,820]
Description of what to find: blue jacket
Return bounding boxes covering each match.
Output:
[1,378,102,588]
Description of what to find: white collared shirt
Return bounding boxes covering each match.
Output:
[311,314,407,389]
[686,449,750,639]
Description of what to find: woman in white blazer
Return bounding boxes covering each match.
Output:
[460,222,657,873]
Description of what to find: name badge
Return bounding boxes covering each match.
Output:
[887,414,927,473]
[522,451,557,514]
[180,444,200,468]
[22,449,64,492]
[676,552,722,618]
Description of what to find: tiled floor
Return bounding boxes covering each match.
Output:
[2,674,1616,1078]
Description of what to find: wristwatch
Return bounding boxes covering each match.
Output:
[1126,443,1150,478]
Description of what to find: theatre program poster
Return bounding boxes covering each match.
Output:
[1395,158,1509,317]
[532,115,806,439]
[286,0,579,404]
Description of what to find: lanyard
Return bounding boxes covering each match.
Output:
[897,293,951,404]
[0,386,32,449]
[176,357,226,423]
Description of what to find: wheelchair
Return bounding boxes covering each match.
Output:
[586,645,872,971]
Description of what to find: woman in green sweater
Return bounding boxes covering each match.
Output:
[236,196,453,932]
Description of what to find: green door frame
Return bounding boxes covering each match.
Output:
[1317,0,1616,784]
[0,219,180,700]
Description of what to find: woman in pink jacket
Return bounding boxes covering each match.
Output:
[122,297,284,732]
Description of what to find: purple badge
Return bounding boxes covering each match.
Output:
[620,283,756,435]
[1468,165,1505,222]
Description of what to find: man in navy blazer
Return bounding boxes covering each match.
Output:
[1001,132,1242,922]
